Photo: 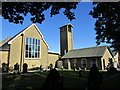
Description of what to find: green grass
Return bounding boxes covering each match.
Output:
[100,73,120,89]
[2,72,48,90]
[2,70,120,89]
[59,71,88,88]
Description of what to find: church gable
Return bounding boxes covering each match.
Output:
[24,25,43,39]
[102,47,113,62]
[8,24,49,48]
[7,24,50,69]
[24,24,49,48]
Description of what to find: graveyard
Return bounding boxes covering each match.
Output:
[2,69,120,89]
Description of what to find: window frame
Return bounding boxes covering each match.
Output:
[24,37,41,59]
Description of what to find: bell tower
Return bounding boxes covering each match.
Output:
[60,24,73,56]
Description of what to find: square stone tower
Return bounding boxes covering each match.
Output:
[60,24,73,56]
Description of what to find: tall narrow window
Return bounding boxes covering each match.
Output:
[25,37,40,59]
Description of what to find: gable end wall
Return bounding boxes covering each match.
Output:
[9,25,48,70]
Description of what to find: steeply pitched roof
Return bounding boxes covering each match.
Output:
[1,24,49,48]
[61,46,110,59]
[0,37,11,47]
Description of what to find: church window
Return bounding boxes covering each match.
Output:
[25,37,40,59]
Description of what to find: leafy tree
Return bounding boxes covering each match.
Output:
[90,2,120,52]
[2,2,120,52]
[2,2,78,24]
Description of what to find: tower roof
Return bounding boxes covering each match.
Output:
[59,23,73,29]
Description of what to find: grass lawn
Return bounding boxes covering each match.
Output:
[2,72,48,90]
[100,73,120,89]
[59,71,88,88]
[2,70,120,89]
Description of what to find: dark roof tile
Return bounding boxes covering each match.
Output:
[62,46,108,59]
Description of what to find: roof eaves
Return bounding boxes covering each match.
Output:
[61,56,102,59]
[0,49,9,51]
[48,52,59,55]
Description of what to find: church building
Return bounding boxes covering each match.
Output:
[59,24,119,70]
[0,24,59,71]
[0,23,119,71]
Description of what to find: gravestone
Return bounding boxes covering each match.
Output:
[23,63,28,73]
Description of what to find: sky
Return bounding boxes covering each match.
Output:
[1,2,109,53]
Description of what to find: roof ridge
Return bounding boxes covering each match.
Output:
[71,45,108,51]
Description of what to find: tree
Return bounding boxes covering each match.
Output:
[2,2,78,24]
[90,2,120,52]
[2,2,120,52]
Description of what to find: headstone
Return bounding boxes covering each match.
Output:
[23,63,28,73]
[14,63,19,74]
[57,60,63,69]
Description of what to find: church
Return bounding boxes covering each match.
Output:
[59,24,119,70]
[0,24,119,71]
[0,24,59,71]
